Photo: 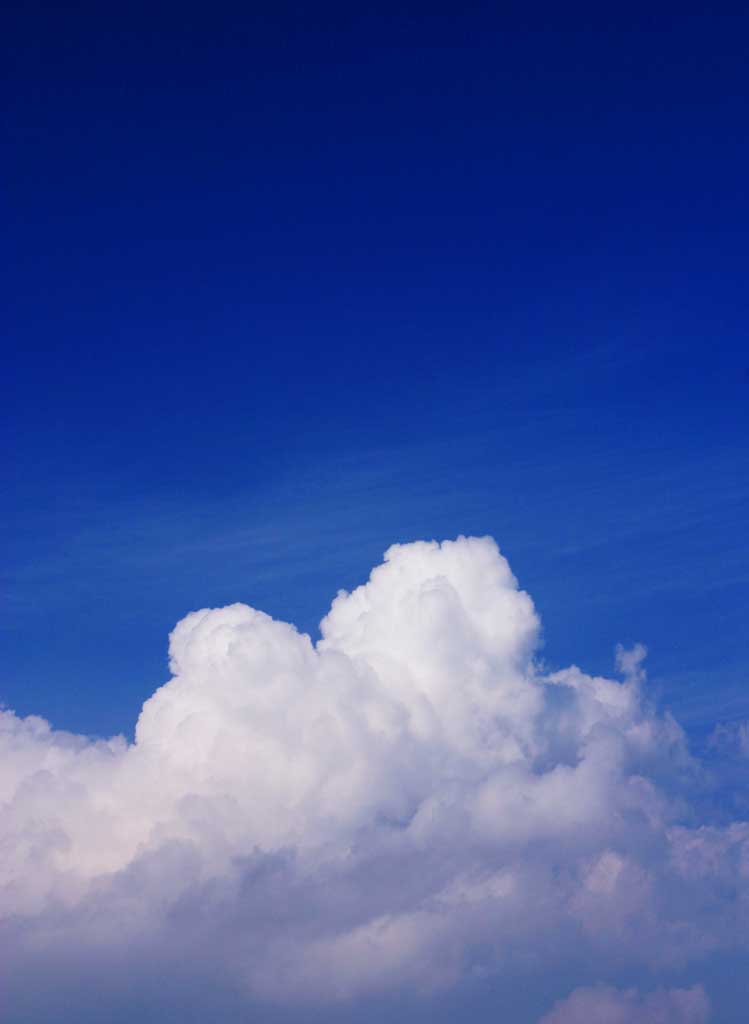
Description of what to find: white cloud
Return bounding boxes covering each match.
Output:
[538,985,710,1023]
[709,719,749,758]
[1,537,747,1018]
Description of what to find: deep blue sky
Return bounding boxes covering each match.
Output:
[4,3,748,745]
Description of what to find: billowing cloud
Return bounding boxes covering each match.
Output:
[538,985,710,1023]
[1,537,747,1020]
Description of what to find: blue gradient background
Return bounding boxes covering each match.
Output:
[4,2,748,757]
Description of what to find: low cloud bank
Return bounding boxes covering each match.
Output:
[1,537,746,1019]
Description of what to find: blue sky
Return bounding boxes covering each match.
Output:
[3,6,749,1021]
[5,3,748,744]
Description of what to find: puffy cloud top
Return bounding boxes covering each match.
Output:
[1,537,746,1019]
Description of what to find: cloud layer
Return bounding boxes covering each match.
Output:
[1,537,746,1020]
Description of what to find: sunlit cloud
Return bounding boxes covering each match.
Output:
[2,538,746,1018]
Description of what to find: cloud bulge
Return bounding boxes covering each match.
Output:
[1,537,746,1020]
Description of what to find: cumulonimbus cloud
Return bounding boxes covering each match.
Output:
[1,537,747,1019]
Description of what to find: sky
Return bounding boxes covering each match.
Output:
[3,3,749,1022]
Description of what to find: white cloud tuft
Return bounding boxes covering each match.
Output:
[708,719,749,758]
[538,984,710,1023]
[1,537,747,1018]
